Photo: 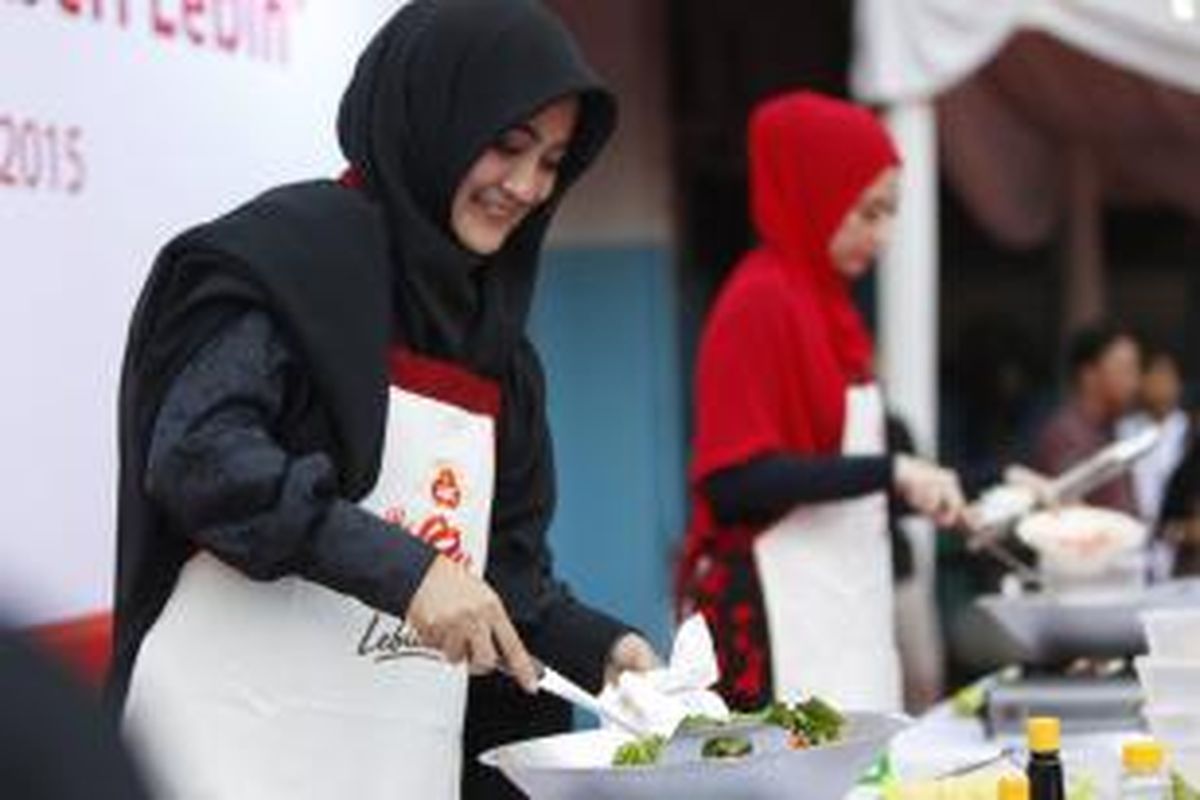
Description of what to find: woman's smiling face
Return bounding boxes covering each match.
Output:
[449,96,579,256]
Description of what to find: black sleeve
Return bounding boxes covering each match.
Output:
[484,341,635,694]
[144,310,436,618]
[703,453,894,528]
[524,582,633,693]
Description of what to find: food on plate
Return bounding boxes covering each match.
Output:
[700,736,754,760]
[611,697,846,767]
[612,735,667,767]
[1016,506,1146,575]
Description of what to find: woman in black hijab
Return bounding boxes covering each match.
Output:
[110,1,656,797]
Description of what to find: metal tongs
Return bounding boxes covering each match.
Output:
[961,425,1162,585]
[501,658,655,738]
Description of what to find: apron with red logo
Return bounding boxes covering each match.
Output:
[124,349,498,800]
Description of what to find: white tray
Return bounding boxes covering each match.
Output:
[976,578,1200,663]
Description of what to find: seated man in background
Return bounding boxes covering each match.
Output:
[1032,322,1141,514]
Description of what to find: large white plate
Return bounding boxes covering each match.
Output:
[480,711,908,800]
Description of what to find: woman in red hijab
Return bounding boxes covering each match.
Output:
[678,91,966,713]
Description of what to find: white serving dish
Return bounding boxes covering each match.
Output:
[1017,506,1147,583]
[480,711,908,800]
[976,578,1200,664]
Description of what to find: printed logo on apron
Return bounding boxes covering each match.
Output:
[752,384,902,712]
[123,349,499,800]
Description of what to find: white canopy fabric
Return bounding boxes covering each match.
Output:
[852,0,1200,103]
[853,3,1200,697]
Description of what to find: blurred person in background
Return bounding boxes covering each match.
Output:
[1,627,149,800]
[1031,322,1142,514]
[1160,426,1200,576]
[111,2,656,799]
[887,413,946,712]
[677,91,966,714]
[1118,344,1191,525]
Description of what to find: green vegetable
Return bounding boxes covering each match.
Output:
[1174,772,1200,800]
[701,736,753,759]
[754,698,846,745]
[857,754,894,787]
[612,735,665,767]
[611,697,847,767]
[950,682,986,718]
[1067,773,1098,800]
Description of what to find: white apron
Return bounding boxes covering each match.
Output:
[752,384,901,712]
[124,350,498,800]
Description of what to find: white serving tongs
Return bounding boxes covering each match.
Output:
[502,658,655,739]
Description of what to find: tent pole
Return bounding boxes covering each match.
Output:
[880,99,939,458]
[879,99,946,706]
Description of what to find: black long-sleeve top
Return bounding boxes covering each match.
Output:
[140,309,628,692]
[703,454,894,528]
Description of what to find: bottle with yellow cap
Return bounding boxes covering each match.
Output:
[999,773,1030,800]
[1026,717,1065,800]
[1119,739,1170,799]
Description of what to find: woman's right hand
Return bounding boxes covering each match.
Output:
[894,454,967,528]
[406,555,540,693]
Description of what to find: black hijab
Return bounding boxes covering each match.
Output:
[338,0,615,375]
[111,0,616,705]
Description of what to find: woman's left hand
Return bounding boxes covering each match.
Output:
[604,633,661,685]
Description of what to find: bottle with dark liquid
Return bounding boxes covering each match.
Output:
[1026,717,1066,800]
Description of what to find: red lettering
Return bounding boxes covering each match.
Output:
[213,0,239,51]
[0,114,86,197]
[258,0,289,64]
[59,0,82,15]
[152,0,176,38]
[182,0,205,44]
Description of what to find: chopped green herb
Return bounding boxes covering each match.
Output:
[612,735,666,767]
[611,697,846,767]
[701,735,753,759]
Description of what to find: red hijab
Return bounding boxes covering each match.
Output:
[685,91,899,552]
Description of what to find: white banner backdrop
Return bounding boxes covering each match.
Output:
[0,0,400,625]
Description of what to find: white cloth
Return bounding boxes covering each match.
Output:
[753,385,901,712]
[124,374,496,800]
[852,0,1200,103]
[1118,410,1191,524]
[599,614,730,737]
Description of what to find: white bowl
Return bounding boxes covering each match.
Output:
[480,711,908,800]
[1144,706,1200,741]
[1142,608,1200,659]
[1017,507,1147,578]
[1135,657,1200,707]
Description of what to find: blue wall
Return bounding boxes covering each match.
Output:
[528,245,686,652]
